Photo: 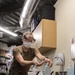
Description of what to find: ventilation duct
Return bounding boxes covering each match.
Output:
[19,0,37,28]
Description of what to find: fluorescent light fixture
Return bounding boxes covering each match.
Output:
[0,27,18,37]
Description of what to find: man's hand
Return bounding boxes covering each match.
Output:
[32,60,45,66]
[44,58,53,67]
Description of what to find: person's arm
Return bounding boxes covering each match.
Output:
[15,54,34,66]
[15,54,45,66]
[34,49,45,60]
[13,48,44,66]
[34,49,53,67]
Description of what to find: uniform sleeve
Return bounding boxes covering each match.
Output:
[13,48,21,57]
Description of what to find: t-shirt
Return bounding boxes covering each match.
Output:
[9,45,35,74]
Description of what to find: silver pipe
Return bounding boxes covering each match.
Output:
[19,0,37,28]
[20,0,36,19]
[16,0,40,32]
[27,0,41,26]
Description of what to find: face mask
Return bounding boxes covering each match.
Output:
[23,41,32,48]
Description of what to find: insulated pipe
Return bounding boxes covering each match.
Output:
[27,0,40,26]
[15,0,40,32]
[19,0,37,28]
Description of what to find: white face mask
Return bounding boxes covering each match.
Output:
[23,41,32,48]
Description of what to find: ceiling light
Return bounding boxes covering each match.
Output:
[0,27,18,37]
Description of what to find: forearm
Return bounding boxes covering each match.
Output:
[39,55,46,61]
[20,60,34,66]
[35,49,46,61]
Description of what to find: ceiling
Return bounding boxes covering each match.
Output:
[0,0,57,46]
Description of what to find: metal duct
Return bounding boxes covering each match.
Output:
[19,0,37,28]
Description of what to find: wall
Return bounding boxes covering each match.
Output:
[39,0,75,72]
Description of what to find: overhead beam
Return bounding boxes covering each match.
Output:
[3,17,16,25]
[2,20,18,27]
[9,13,19,21]
[5,15,18,23]
[14,11,21,17]
[2,21,18,27]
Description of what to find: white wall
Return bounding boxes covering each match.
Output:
[55,0,75,71]
[40,0,75,72]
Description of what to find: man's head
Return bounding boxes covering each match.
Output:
[22,31,35,48]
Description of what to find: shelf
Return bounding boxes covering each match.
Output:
[0,62,7,65]
[0,48,9,52]
[0,55,10,59]
[0,72,6,74]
